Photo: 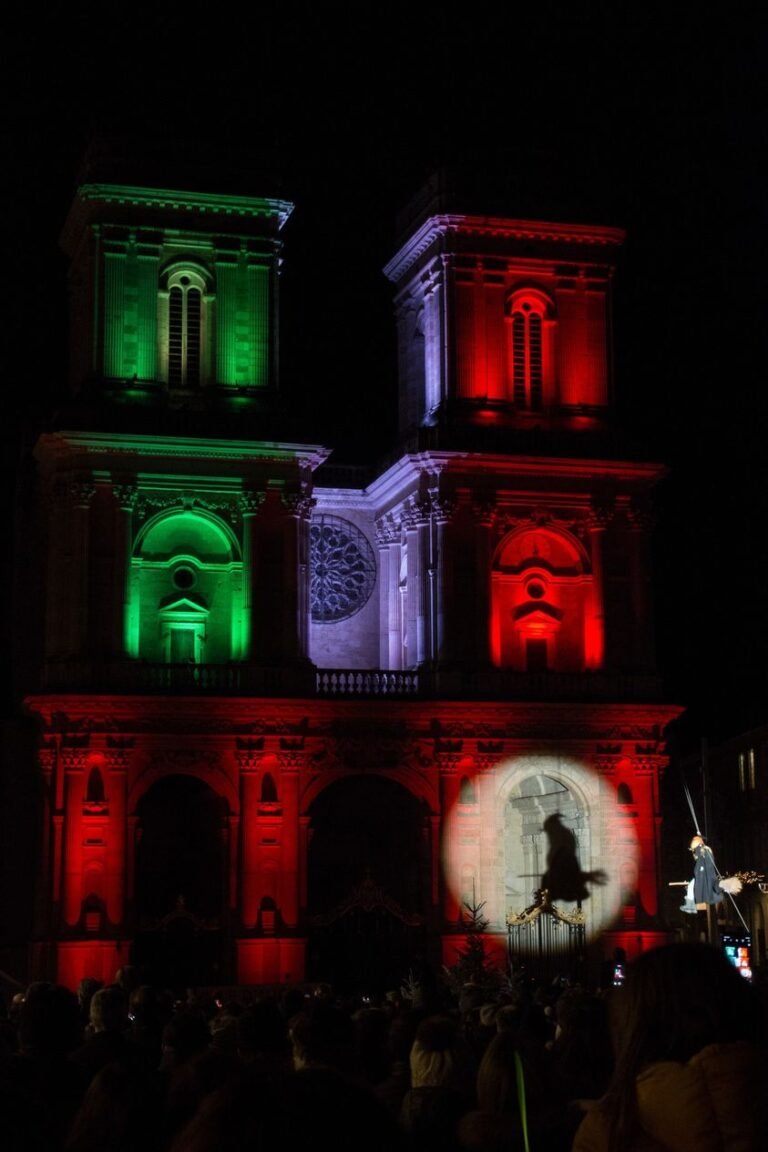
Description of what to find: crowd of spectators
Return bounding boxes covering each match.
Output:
[1,942,766,1150]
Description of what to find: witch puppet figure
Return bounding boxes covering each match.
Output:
[680,834,742,914]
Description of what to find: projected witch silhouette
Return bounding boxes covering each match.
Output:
[540,813,607,902]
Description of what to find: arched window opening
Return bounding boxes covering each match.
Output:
[506,289,554,412]
[169,277,202,388]
[459,775,477,804]
[130,509,243,664]
[259,895,278,935]
[492,525,589,673]
[512,306,543,409]
[160,266,211,391]
[617,782,633,805]
[261,773,278,803]
[86,767,105,803]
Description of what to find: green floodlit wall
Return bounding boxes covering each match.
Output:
[68,183,292,393]
[102,245,271,390]
[103,248,160,381]
[216,258,271,387]
[127,509,247,661]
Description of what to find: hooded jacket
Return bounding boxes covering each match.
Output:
[572,1039,760,1152]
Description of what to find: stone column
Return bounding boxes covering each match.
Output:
[112,484,137,659]
[402,496,430,666]
[586,497,614,669]
[473,497,496,664]
[440,759,462,923]
[62,752,85,926]
[69,479,96,657]
[239,491,264,661]
[281,490,315,662]
[628,497,655,670]
[36,747,56,935]
[279,761,300,927]
[299,816,311,913]
[126,816,139,904]
[228,814,240,912]
[376,515,402,669]
[430,493,456,661]
[238,757,261,927]
[104,751,127,927]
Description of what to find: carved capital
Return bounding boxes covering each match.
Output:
[113,484,138,511]
[239,490,266,517]
[375,514,400,546]
[282,492,316,519]
[401,495,431,530]
[71,480,96,508]
[61,750,87,773]
[587,493,616,530]
[473,497,497,528]
[627,495,654,531]
[429,492,457,523]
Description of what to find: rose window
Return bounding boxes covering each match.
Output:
[310,515,376,622]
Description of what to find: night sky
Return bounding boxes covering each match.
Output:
[2,7,764,752]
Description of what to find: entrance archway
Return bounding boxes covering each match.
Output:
[132,775,228,989]
[306,776,433,996]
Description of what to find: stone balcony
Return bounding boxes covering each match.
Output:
[38,659,666,703]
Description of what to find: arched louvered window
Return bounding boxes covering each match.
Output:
[161,266,210,390]
[506,289,554,411]
[168,275,202,388]
[511,303,543,410]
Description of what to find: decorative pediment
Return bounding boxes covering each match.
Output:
[158,595,209,617]
[512,602,563,629]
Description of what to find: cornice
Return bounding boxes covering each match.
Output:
[74,182,293,223]
[384,213,626,283]
[34,431,331,471]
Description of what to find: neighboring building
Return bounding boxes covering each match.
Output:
[15,170,682,993]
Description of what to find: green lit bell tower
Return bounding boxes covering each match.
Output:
[60,183,293,408]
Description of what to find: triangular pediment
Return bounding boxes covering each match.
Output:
[512,602,563,627]
[158,595,209,616]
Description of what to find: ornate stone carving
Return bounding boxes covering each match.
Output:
[375,513,400,546]
[587,493,616,529]
[310,515,376,622]
[70,480,96,508]
[112,484,138,510]
[239,491,266,517]
[282,491,316,519]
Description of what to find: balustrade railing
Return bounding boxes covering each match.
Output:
[38,660,663,701]
[314,669,419,696]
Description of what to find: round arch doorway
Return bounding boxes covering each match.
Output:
[306,775,435,997]
[131,775,229,991]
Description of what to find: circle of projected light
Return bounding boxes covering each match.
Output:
[441,753,640,943]
[310,515,376,622]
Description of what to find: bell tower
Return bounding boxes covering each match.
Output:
[60,183,293,413]
[385,169,623,447]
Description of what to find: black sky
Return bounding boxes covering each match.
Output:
[1,6,764,750]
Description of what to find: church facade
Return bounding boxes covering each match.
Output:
[21,174,681,992]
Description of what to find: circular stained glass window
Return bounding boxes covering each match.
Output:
[310,515,376,623]
[172,565,197,590]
